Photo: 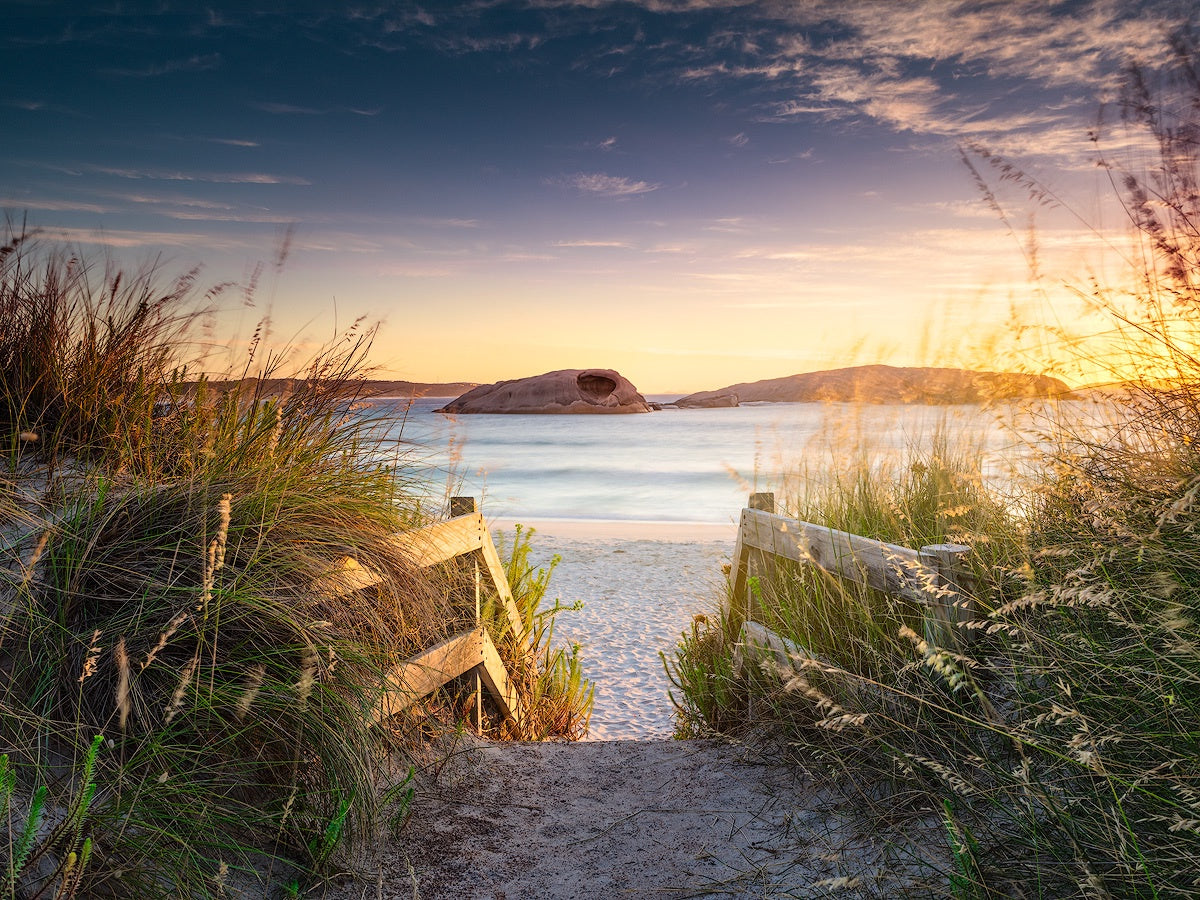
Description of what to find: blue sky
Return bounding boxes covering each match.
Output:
[2,1,1192,390]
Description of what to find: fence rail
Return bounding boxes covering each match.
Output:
[728,492,976,661]
[331,496,528,731]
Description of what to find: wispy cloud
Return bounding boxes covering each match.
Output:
[0,197,110,214]
[163,210,297,224]
[551,172,661,196]
[554,239,632,248]
[40,227,252,251]
[249,101,382,117]
[86,165,310,185]
[426,217,482,228]
[250,101,325,115]
[103,53,222,78]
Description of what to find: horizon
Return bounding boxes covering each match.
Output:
[3,2,1193,393]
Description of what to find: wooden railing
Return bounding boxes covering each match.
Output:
[729,492,977,658]
[333,496,528,730]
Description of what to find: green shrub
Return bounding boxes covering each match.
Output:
[669,35,1200,897]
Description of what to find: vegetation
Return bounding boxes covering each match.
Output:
[0,229,591,898]
[668,35,1200,899]
[496,525,593,741]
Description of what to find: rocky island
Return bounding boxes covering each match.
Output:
[437,368,653,414]
[675,365,1070,407]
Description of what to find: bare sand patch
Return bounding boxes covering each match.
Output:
[490,518,737,543]
[321,737,940,899]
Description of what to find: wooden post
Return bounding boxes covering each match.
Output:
[728,493,776,634]
[474,554,483,733]
[449,495,483,730]
[450,495,478,518]
[917,543,975,651]
[748,492,775,513]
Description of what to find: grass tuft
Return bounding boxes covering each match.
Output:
[669,33,1200,897]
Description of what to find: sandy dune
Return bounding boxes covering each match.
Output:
[321,738,941,900]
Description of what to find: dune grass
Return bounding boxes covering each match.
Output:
[0,229,591,898]
[668,36,1200,898]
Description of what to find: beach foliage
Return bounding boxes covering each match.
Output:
[495,525,594,740]
[0,228,581,897]
[669,33,1200,898]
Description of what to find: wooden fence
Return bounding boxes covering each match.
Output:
[333,496,528,731]
[729,492,977,660]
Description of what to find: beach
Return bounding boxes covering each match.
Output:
[493,519,736,740]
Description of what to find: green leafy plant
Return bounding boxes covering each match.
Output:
[1,735,102,900]
[494,525,594,740]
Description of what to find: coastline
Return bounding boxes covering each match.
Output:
[485,519,733,740]
[489,516,736,543]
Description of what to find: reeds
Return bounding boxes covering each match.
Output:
[669,32,1200,898]
[0,230,522,896]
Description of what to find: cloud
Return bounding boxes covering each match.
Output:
[100,191,235,211]
[727,132,749,147]
[554,239,632,248]
[250,101,383,117]
[209,137,260,147]
[250,101,325,115]
[39,227,251,251]
[162,211,298,224]
[426,217,482,228]
[0,198,110,214]
[551,173,661,196]
[103,53,222,78]
[86,166,310,185]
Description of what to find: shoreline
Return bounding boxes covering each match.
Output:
[483,521,733,739]
[488,516,736,543]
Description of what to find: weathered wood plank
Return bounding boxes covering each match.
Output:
[375,625,525,729]
[315,555,382,597]
[477,526,526,640]
[918,543,975,649]
[389,513,487,568]
[738,507,922,596]
[477,629,524,729]
[734,620,820,676]
[375,628,485,723]
[450,495,479,517]
[387,512,525,640]
[728,494,774,629]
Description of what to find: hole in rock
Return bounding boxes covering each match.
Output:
[576,372,617,399]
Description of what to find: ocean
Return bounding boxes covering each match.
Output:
[377,396,1037,525]
[368,396,1053,739]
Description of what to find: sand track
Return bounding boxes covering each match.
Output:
[322,739,933,900]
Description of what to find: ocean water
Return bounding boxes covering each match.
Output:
[367,396,1053,738]
[374,396,1038,524]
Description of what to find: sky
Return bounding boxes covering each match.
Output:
[2,0,1195,392]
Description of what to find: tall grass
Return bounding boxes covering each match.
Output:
[669,34,1200,898]
[0,230,587,897]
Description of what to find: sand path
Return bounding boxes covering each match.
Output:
[321,738,925,900]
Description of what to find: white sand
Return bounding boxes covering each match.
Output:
[318,521,948,898]
[491,519,735,740]
[323,737,938,900]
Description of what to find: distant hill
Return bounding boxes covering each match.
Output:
[197,378,478,399]
[676,365,1071,406]
[362,380,479,398]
